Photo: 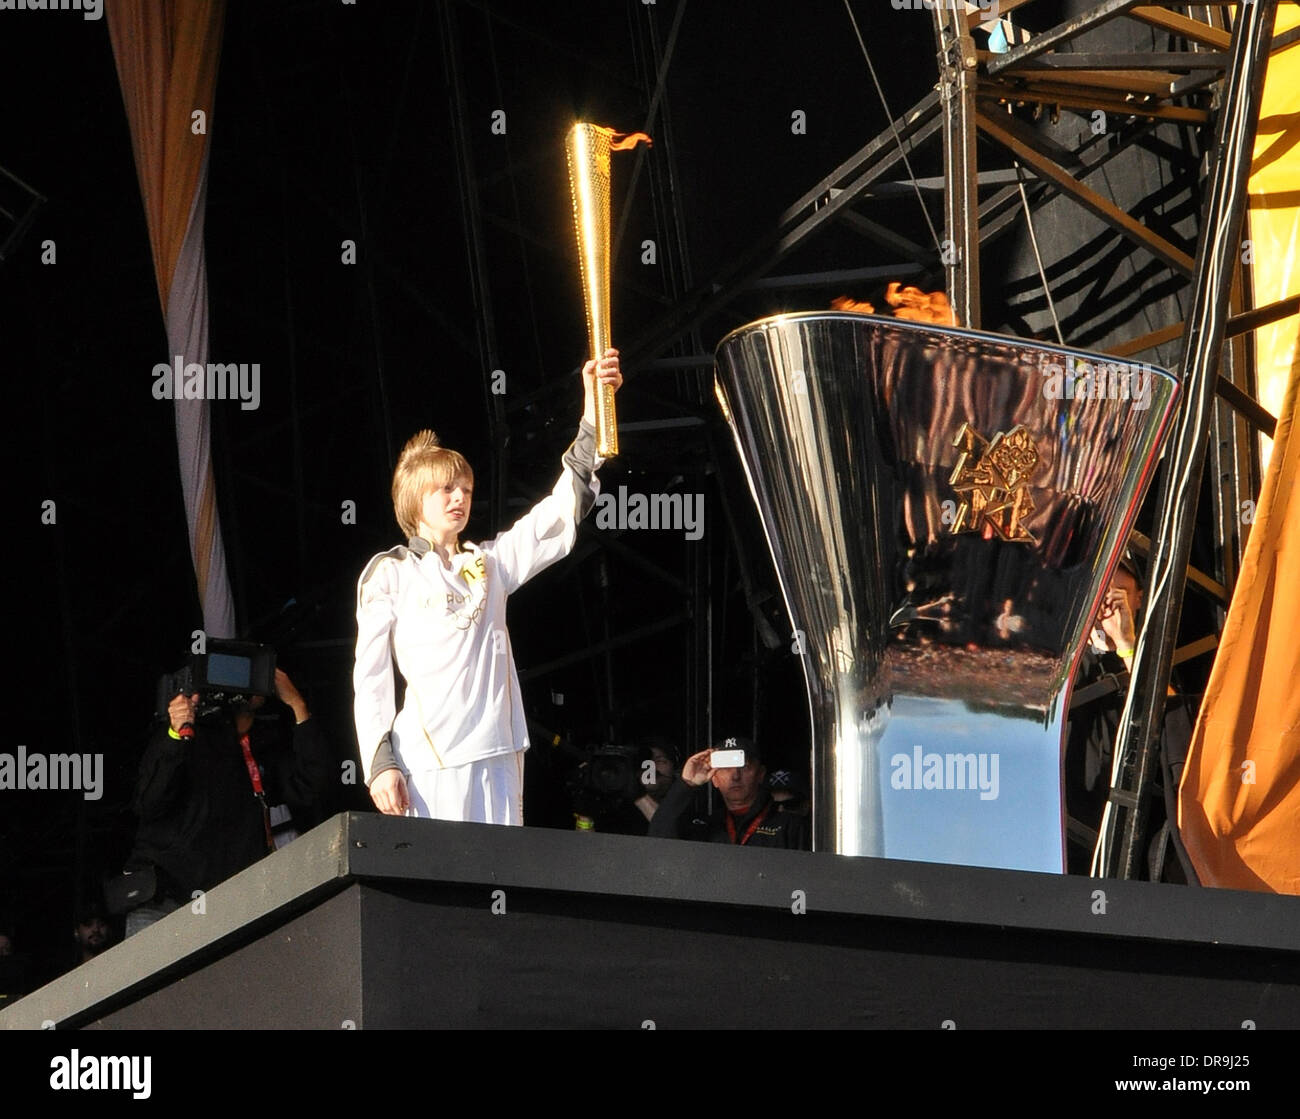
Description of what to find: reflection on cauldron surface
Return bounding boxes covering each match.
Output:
[716,312,1178,871]
[874,694,1062,871]
[887,643,1058,713]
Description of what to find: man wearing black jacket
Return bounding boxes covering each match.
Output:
[1064,560,1194,879]
[123,668,333,935]
[648,736,809,850]
[1065,561,1143,873]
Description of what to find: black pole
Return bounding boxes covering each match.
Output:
[933,5,980,328]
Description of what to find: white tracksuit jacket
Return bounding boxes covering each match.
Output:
[353,426,599,783]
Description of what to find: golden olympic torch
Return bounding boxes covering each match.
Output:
[565,123,651,457]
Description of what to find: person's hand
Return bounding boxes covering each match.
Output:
[582,348,622,393]
[274,668,310,724]
[582,349,622,426]
[680,749,716,788]
[168,693,198,735]
[1098,588,1137,655]
[370,769,410,815]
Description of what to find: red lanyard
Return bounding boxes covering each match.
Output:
[238,733,275,853]
[725,801,773,846]
[238,734,265,796]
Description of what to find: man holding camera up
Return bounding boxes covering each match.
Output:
[122,666,332,936]
[648,737,809,850]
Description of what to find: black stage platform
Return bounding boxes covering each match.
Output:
[3,812,1298,1029]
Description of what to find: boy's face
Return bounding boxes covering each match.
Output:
[419,475,473,540]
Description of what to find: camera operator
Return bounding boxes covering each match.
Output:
[122,667,332,936]
[569,737,680,836]
[648,737,809,850]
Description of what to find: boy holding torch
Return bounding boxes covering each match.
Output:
[354,353,621,822]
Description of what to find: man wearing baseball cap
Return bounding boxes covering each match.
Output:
[648,736,809,850]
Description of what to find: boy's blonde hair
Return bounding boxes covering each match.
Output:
[391,430,474,538]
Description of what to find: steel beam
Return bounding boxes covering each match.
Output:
[1108,295,1300,359]
[780,91,942,225]
[1128,530,1229,606]
[1172,635,1219,667]
[1274,25,1300,53]
[1227,293,1300,337]
[1129,6,1232,51]
[935,6,982,327]
[1008,52,1229,71]
[986,0,1145,77]
[979,124,1161,253]
[967,0,1036,30]
[0,162,45,263]
[980,82,1209,123]
[1215,375,1276,438]
[976,111,1197,276]
[839,211,932,262]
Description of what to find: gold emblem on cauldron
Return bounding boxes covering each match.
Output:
[948,423,1038,544]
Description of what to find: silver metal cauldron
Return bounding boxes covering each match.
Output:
[715,313,1178,871]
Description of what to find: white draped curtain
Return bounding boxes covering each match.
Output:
[108,0,235,638]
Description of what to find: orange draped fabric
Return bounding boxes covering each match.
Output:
[1177,11,1300,893]
[108,0,235,637]
[107,0,225,317]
